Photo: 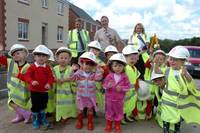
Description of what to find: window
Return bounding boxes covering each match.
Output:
[18,0,29,5]
[42,0,48,8]
[18,18,29,40]
[57,2,64,15]
[57,26,63,41]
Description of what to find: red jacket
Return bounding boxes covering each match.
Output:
[18,63,54,93]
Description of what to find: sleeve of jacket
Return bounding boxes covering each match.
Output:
[18,65,34,84]
[119,75,131,92]
[102,74,112,90]
[0,55,7,67]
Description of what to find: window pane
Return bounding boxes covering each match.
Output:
[18,23,22,38]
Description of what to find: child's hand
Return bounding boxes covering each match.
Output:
[181,66,192,82]
[45,83,50,90]
[32,81,39,86]
[116,86,121,92]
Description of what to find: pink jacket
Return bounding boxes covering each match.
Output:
[103,73,130,101]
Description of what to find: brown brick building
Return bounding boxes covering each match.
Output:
[68,3,101,40]
[0,0,6,50]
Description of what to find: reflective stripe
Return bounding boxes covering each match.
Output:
[164,89,179,97]
[162,100,177,108]
[162,99,200,110]
[8,80,28,92]
[57,90,72,95]
[10,94,29,102]
[164,89,200,100]
[57,100,75,105]
[7,59,14,82]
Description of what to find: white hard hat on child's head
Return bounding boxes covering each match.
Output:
[151,71,165,80]
[104,45,118,53]
[32,45,51,57]
[122,45,139,55]
[109,53,127,64]
[79,51,97,64]
[137,80,151,101]
[153,49,166,57]
[88,41,102,51]
[55,47,71,56]
[48,49,55,61]
[167,46,190,59]
[9,44,28,56]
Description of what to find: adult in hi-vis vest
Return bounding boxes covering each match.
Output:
[67,18,90,70]
[128,23,150,80]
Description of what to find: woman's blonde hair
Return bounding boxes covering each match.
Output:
[133,23,145,34]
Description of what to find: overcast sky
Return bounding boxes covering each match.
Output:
[69,0,200,40]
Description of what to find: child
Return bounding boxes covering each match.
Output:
[67,52,103,131]
[152,49,167,73]
[88,41,105,113]
[122,45,140,123]
[103,45,118,77]
[161,46,200,133]
[18,45,54,129]
[0,44,31,123]
[54,47,77,122]
[103,53,130,133]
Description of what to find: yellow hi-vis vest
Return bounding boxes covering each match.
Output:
[68,29,90,57]
[7,59,31,110]
[54,65,77,121]
[128,33,150,49]
[161,68,200,124]
[124,65,140,116]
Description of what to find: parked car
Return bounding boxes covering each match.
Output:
[184,46,200,77]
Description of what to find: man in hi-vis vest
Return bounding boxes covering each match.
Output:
[67,18,90,69]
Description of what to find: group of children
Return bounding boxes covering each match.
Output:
[0,42,200,133]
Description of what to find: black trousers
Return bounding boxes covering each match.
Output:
[31,91,48,113]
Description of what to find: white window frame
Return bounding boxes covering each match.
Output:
[42,0,48,8]
[57,2,64,15]
[57,26,63,42]
[18,21,29,40]
[18,0,29,5]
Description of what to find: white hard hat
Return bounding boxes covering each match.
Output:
[55,47,71,56]
[122,45,138,55]
[109,53,127,64]
[88,41,102,51]
[151,71,165,80]
[167,46,190,59]
[104,45,118,53]
[48,49,55,61]
[9,44,28,56]
[32,45,51,56]
[79,51,97,64]
[137,80,151,101]
[153,49,166,57]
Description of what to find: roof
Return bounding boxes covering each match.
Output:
[69,3,98,24]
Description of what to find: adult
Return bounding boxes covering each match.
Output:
[94,16,124,52]
[67,18,90,67]
[128,23,150,80]
[128,23,150,51]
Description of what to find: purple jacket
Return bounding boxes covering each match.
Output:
[103,73,131,101]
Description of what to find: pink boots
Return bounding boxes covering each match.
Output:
[11,107,31,124]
